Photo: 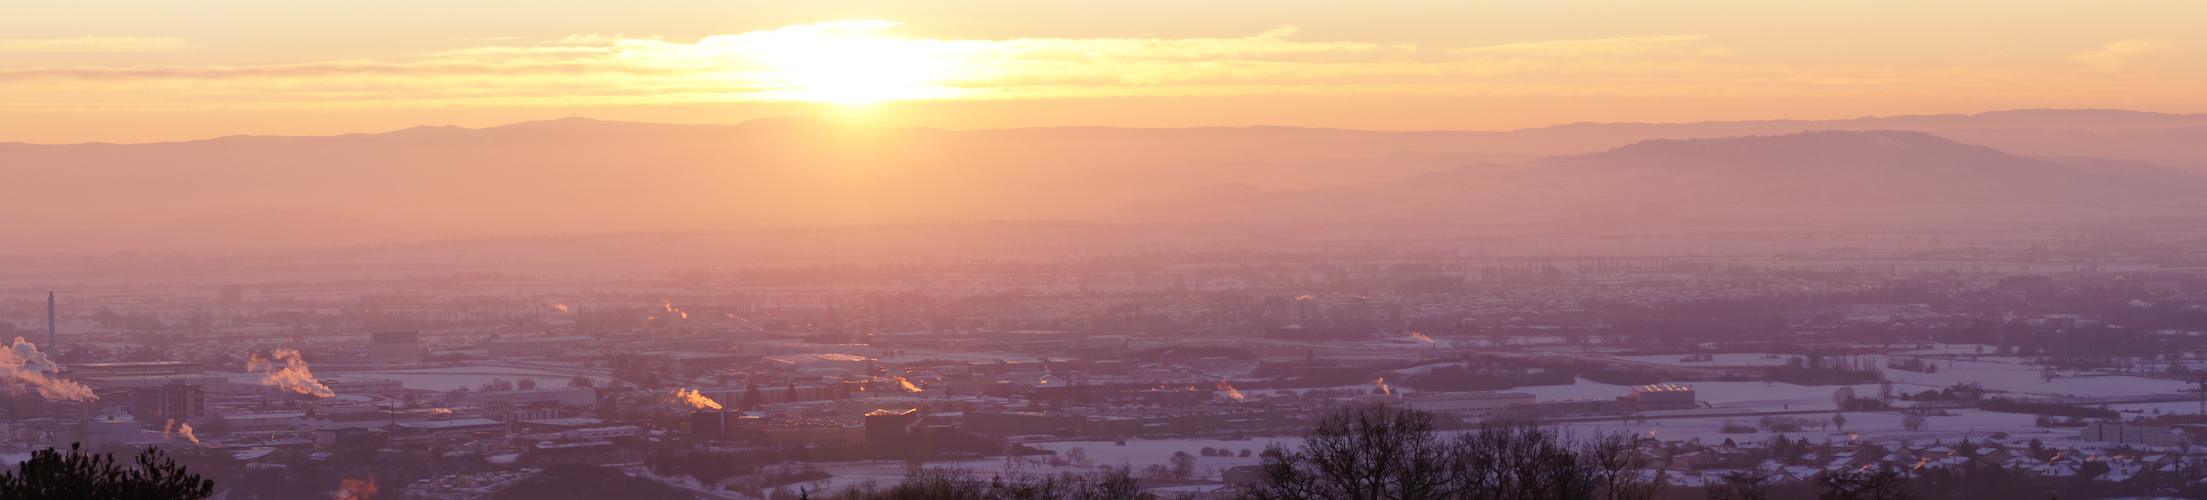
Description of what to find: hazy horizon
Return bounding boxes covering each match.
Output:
[9,4,2207,500]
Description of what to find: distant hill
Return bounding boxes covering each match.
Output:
[1119,130,2207,226]
[6,109,2207,251]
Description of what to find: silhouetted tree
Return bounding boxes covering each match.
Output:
[835,466,1143,499]
[1708,468,1776,500]
[1169,451,1197,480]
[0,444,213,500]
[1249,403,1656,500]
[1817,466,1914,500]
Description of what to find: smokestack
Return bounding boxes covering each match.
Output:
[46,292,55,350]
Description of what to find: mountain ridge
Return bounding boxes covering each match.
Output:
[8,110,2207,252]
[1118,130,2207,225]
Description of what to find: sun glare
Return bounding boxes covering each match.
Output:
[729,20,961,104]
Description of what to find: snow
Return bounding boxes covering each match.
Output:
[1612,353,1796,367]
[1872,355,2192,399]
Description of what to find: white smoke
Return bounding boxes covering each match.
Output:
[247,348,336,398]
[0,337,97,401]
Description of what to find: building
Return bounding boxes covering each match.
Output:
[1508,398,1620,417]
[2080,422,2183,446]
[865,409,920,443]
[764,353,874,374]
[691,410,752,437]
[510,417,608,434]
[67,362,205,378]
[740,342,885,358]
[1632,384,1698,411]
[367,331,420,362]
[392,418,507,446]
[323,376,403,395]
[562,425,641,441]
[1402,391,1535,415]
[130,380,204,425]
[63,362,227,390]
[498,407,562,422]
[461,387,595,408]
[754,423,865,445]
[315,427,389,448]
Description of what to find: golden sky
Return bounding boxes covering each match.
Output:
[2,0,2202,143]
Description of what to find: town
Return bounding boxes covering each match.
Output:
[7,223,2207,499]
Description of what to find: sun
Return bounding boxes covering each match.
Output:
[740,20,961,104]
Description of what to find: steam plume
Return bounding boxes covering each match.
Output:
[551,303,569,312]
[247,348,336,398]
[1217,381,1245,400]
[668,388,723,410]
[164,420,201,444]
[0,337,97,401]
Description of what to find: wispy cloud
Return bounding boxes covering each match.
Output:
[2071,39,2163,68]
[0,22,2196,111]
[1452,35,1728,59]
[0,37,187,53]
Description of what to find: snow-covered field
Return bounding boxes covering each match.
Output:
[1542,408,2076,447]
[1513,379,1882,411]
[1613,353,1796,367]
[1874,356,2191,399]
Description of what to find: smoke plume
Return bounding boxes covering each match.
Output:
[1217,381,1245,400]
[0,337,97,401]
[668,388,723,410]
[163,419,201,444]
[247,348,336,398]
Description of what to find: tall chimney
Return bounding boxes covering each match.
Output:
[47,291,56,349]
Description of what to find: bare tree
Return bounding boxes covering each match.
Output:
[1899,413,1926,432]
[1816,466,1914,500]
[1707,468,1776,500]
[1453,425,1599,500]
[1584,431,1664,500]
[1249,403,1458,500]
[1251,403,1652,500]
[1169,451,1196,480]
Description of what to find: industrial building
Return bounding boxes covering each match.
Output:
[1402,391,1536,415]
[1631,384,1699,411]
[130,380,204,425]
[763,353,874,373]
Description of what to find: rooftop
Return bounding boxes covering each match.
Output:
[397,418,505,430]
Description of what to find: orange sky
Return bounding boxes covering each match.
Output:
[2,0,2203,144]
